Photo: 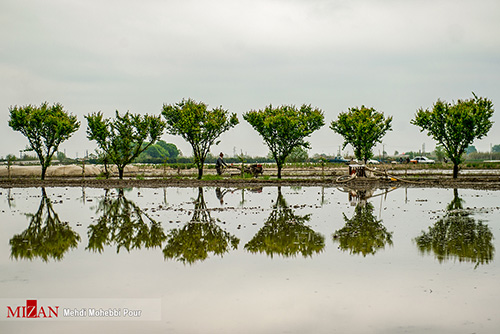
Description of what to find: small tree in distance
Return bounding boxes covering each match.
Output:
[330,106,392,164]
[287,146,309,163]
[9,102,80,180]
[411,93,494,178]
[244,104,324,179]
[434,145,446,162]
[162,98,239,179]
[86,111,166,179]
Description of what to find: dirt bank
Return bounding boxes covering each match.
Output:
[1,164,500,190]
[1,175,499,190]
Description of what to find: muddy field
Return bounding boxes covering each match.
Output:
[1,164,500,190]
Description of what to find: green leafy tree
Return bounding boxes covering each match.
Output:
[86,111,166,179]
[157,140,180,158]
[136,140,180,162]
[466,145,477,154]
[411,94,494,178]
[56,151,69,163]
[244,104,324,178]
[434,145,446,162]
[162,99,239,179]
[143,145,167,159]
[286,146,309,163]
[492,144,500,153]
[8,102,80,180]
[6,154,17,162]
[330,106,392,164]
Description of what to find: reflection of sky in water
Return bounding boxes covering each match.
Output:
[1,186,500,333]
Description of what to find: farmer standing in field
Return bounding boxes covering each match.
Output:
[216,152,228,175]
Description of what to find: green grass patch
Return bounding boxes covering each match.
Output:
[202,174,224,181]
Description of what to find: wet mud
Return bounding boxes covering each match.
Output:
[0,174,499,190]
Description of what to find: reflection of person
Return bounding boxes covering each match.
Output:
[215,187,225,204]
[216,153,228,175]
[348,189,374,206]
[348,190,358,206]
[215,187,234,205]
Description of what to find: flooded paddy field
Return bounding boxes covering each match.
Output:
[1,185,500,333]
[2,163,500,180]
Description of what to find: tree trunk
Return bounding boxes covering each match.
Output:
[453,163,459,179]
[118,167,124,179]
[277,164,282,179]
[196,157,205,180]
[41,165,47,180]
[104,161,109,179]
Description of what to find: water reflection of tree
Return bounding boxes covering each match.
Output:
[10,188,81,262]
[87,189,166,253]
[333,188,393,256]
[7,188,15,209]
[238,187,262,207]
[244,187,325,258]
[163,187,240,264]
[415,189,494,267]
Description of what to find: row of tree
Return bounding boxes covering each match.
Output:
[8,94,494,179]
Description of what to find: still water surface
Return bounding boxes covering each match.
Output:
[1,186,499,333]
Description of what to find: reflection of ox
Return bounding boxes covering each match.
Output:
[231,164,264,177]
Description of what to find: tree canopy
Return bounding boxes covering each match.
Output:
[466,145,477,154]
[411,94,494,178]
[286,146,309,163]
[330,106,392,164]
[136,140,180,163]
[162,98,238,179]
[434,145,446,162]
[8,102,80,180]
[243,104,324,178]
[86,111,166,179]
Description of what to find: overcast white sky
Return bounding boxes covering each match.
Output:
[1,0,499,159]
